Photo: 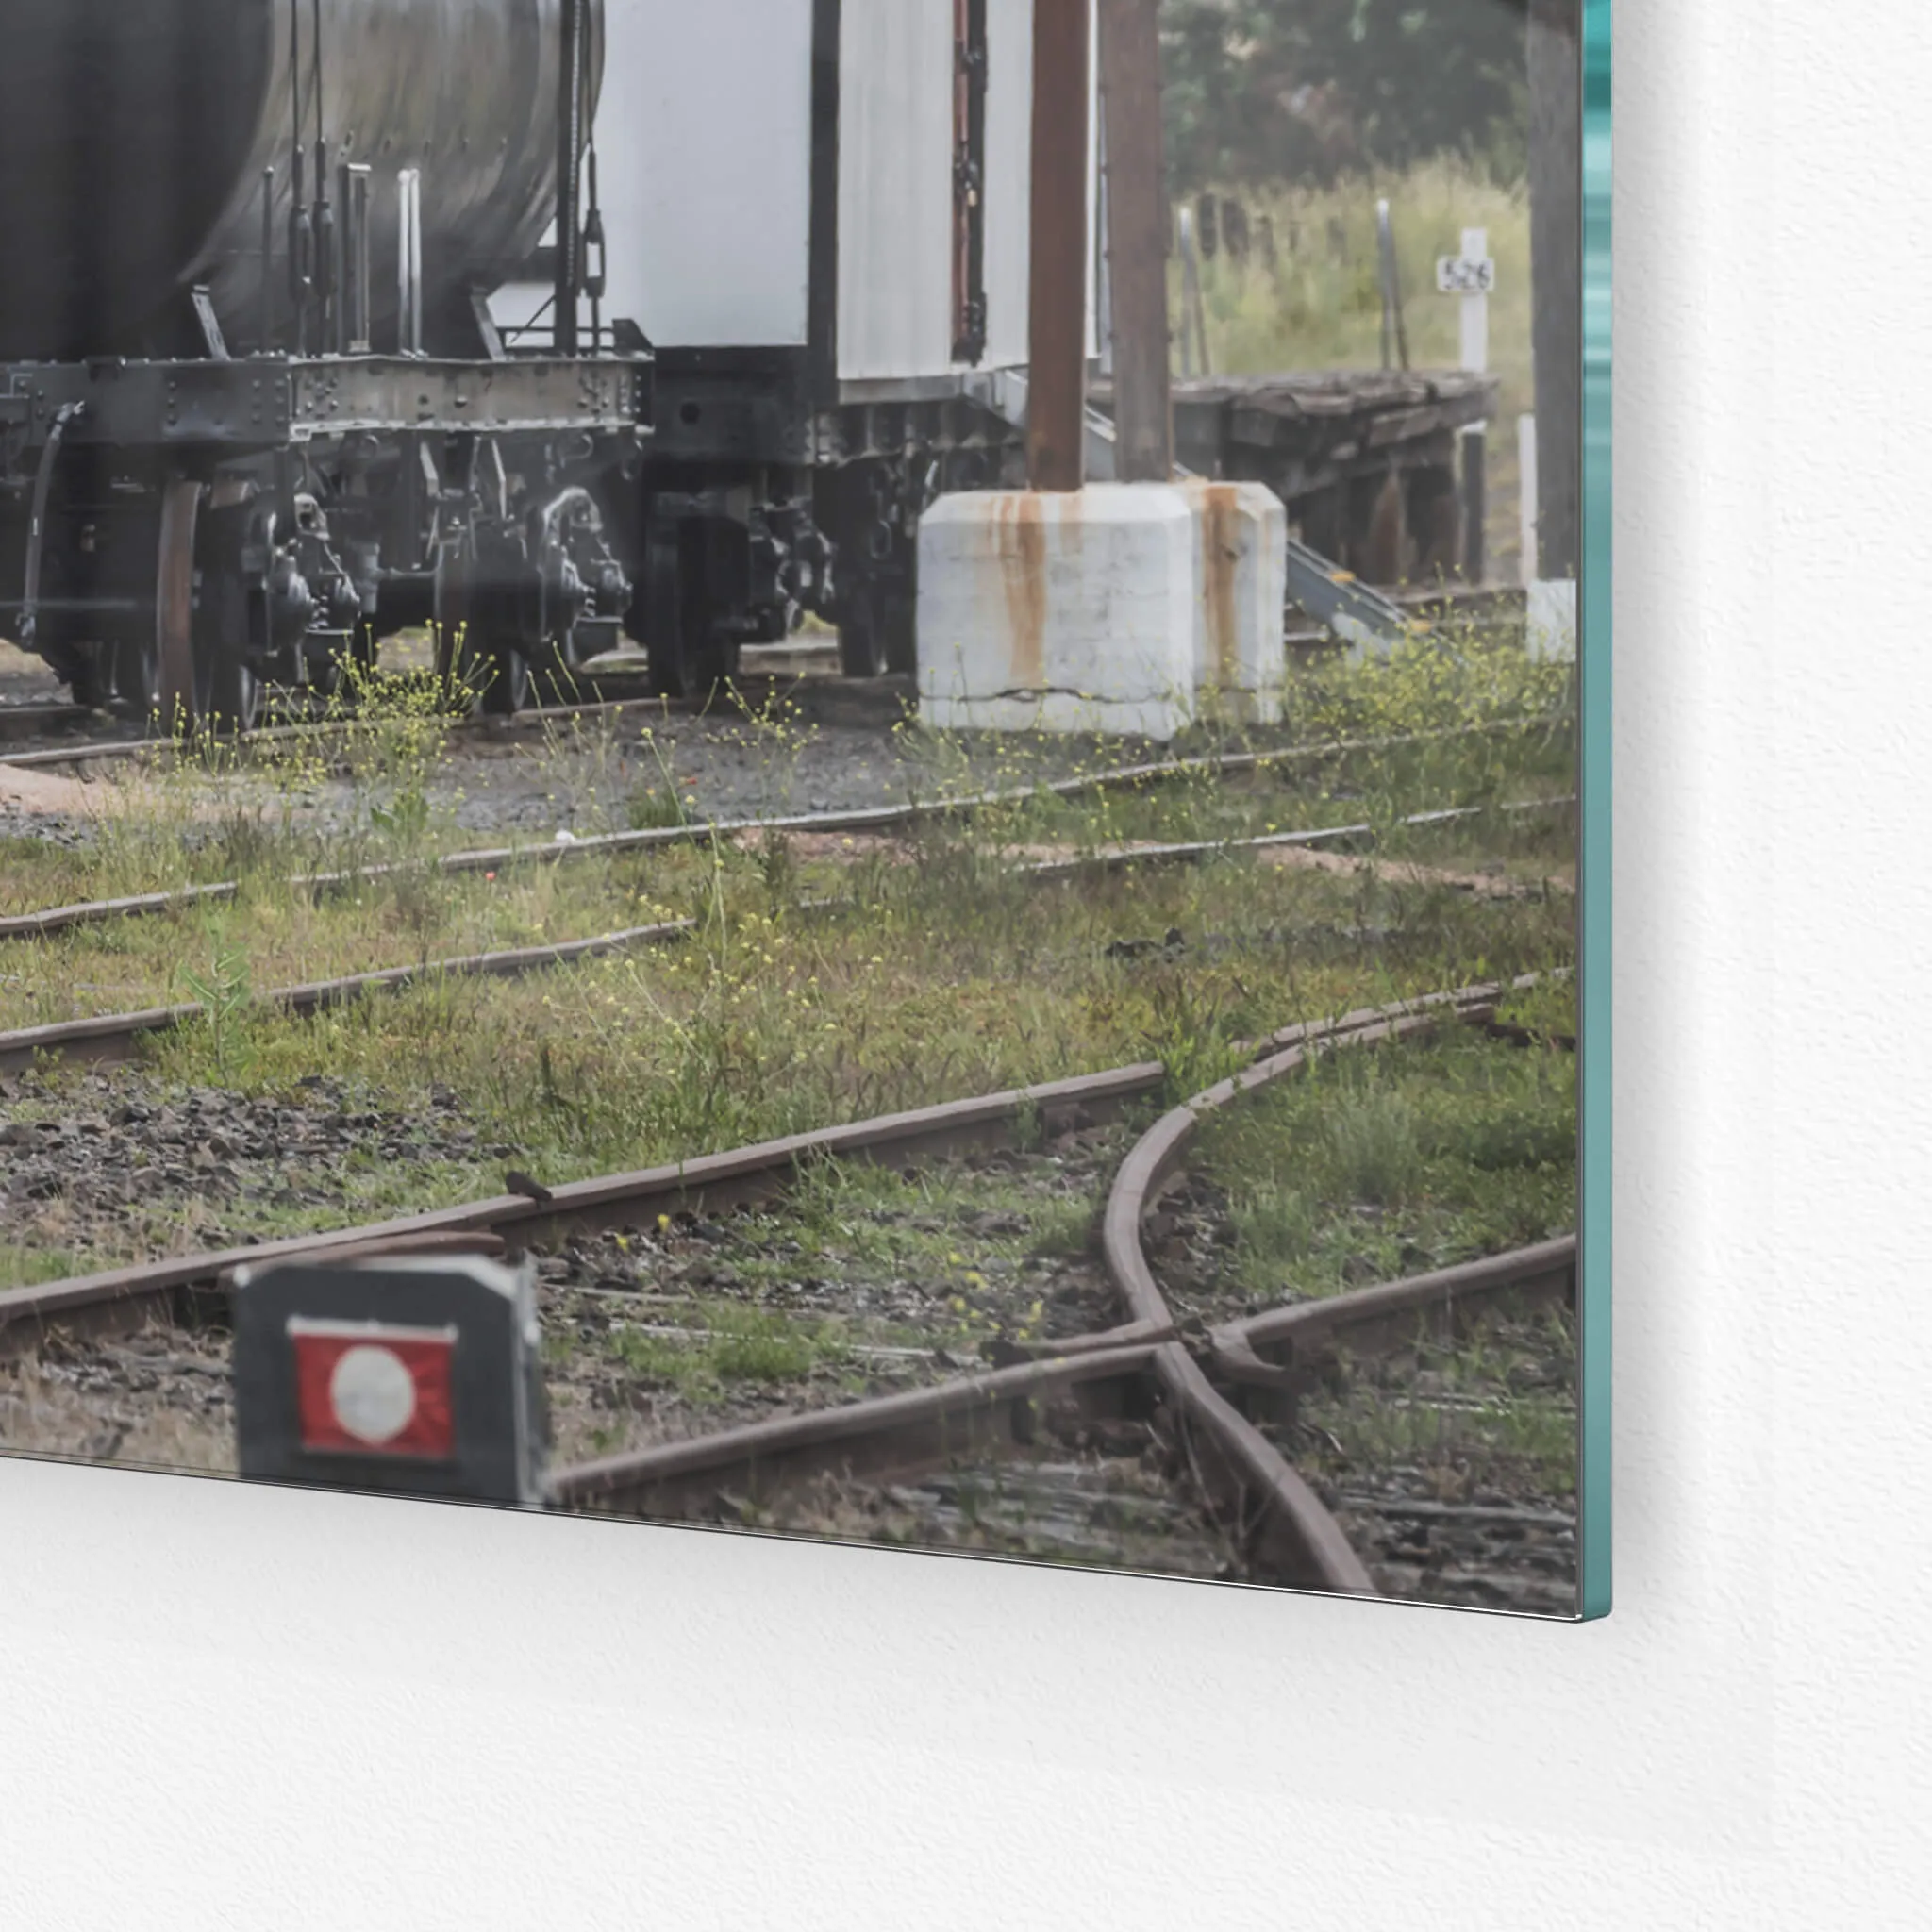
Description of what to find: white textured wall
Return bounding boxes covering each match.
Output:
[837,0,956,379]
[979,0,1041,372]
[8,3,1932,1922]
[493,0,817,350]
[840,0,1096,381]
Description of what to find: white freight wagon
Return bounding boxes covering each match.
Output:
[491,0,1103,689]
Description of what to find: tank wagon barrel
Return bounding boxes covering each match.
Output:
[4,2,1138,727]
[1,0,646,730]
[0,0,600,364]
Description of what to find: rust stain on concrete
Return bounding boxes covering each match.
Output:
[996,494,1049,690]
[1201,485,1241,690]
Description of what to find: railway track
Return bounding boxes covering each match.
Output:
[0,583,1530,770]
[0,702,92,745]
[0,643,861,773]
[0,714,1573,946]
[0,795,1574,1072]
[0,977,1576,1606]
[1108,1008,1580,1610]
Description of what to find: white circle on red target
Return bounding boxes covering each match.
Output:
[329,1345,418,1445]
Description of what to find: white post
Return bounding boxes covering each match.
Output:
[1177,205,1208,379]
[1459,226,1490,380]
[1458,226,1491,587]
[1375,198,1396,369]
[1518,412,1539,585]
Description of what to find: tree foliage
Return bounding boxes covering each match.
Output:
[1161,0,1531,192]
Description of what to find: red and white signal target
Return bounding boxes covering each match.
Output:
[288,1319,458,1460]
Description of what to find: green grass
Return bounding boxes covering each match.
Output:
[0,635,1574,1041]
[3,638,1578,1288]
[1195,1015,1579,1310]
[1181,155,1536,580]
[0,1250,86,1293]
[1307,1303,1580,1499]
[597,1304,848,1405]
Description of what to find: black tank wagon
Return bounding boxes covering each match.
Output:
[0,0,648,727]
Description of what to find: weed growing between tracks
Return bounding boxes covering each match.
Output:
[1141,1008,1580,1612]
[1178,1009,1579,1318]
[3,636,1576,1288]
[0,1118,1146,1475]
[2,634,1588,1596]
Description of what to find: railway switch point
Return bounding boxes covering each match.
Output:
[231,1254,549,1507]
[915,485,1200,740]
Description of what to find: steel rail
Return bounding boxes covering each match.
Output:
[0,641,848,771]
[0,702,92,744]
[549,1343,1168,1522]
[1206,1238,1578,1401]
[0,983,1522,1353]
[0,713,1571,944]
[0,975,1571,1600]
[0,917,694,1074]
[0,790,1573,1074]
[0,584,1531,768]
[1096,1008,1476,1594]
[1067,984,1574,1599]
[0,981,1568,1599]
[0,674,857,774]
[0,1058,1173,1357]
[521,984,1537,1586]
[1014,795,1577,884]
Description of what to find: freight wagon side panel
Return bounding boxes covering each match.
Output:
[951,0,1101,379]
[835,0,956,381]
[978,0,1038,375]
[492,0,816,350]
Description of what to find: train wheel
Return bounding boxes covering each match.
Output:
[60,646,115,713]
[839,578,916,681]
[154,476,204,734]
[193,631,264,736]
[642,526,737,701]
[838,590,887,680]
[469,638,531,717]
[433,538,529,717]
[110,637,161,717]
[315,631,376,706]
[192,482,266,736]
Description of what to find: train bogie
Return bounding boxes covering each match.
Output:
[490,0,1103,694]
[4,0,1106,722]
[0,0,599,367]
[2,0,648,729]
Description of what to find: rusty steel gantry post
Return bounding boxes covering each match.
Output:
[1026,0,1093,492]
[1098,0,1173,483]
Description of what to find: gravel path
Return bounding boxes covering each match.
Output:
[1262,1303,1579,1617]
[0,1066,509,1273]
[1,693,1173,855]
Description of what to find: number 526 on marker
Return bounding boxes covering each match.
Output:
[1437,255,1497,294]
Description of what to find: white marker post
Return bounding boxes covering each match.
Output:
[1518,413,1540,587]
[1438,227,1493,584]
[1457,226,1491,375]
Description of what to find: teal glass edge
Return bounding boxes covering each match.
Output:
[1577,0,1613,1622]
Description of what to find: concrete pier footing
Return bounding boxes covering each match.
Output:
[1180,479,1288,726]
[915,481,1289,737]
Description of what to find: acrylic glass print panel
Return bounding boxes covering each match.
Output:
[0,0,1606,1620]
